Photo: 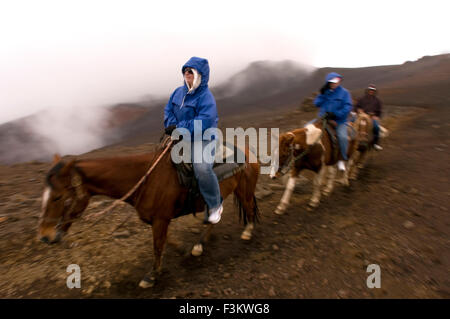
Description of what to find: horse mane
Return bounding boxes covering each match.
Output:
[45,142,166,188]
[45,162,65,188]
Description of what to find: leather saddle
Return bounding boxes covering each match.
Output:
[172,142,247,217]
[323,120,356,162]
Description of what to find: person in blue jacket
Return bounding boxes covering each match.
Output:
[164,57,223,224]
[314,72,353,171]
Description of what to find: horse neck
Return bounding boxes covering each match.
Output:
[75,152,161,201]
[356,114,371,130]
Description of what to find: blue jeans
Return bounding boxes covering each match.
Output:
[372,119,380,144]
[336,123,348,161]
[191,140,221,210]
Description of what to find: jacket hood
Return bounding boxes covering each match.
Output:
[182,57,210,89]
[325,72,343,83]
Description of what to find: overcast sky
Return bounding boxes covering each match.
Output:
[0,0,448,124]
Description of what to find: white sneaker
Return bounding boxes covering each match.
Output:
[208,205,223,224]
[337,160,346,172]
[374,144,383,151]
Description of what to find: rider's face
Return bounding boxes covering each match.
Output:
[184,68,194,86]
[368,89,376,95]
[329,81,340,90]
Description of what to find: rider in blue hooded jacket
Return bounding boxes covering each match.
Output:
[164,57,223,224]
[314,72,352,171]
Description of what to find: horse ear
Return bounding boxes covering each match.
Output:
[52,153,62,164]
[60,159,76,176]
[284,134,294,144]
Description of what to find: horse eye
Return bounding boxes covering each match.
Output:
[64,199,72,207]
[52,195,62,202]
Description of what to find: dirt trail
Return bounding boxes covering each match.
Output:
[0,105,448,298]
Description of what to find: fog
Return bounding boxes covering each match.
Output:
[0,0,448,162]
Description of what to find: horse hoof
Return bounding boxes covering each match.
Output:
[241,231,252,241]
[191,244,203,257]
[274,206,285,215]
[308,201,319,210]
[139,276,155,289]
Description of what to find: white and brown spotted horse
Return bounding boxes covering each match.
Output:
[269,118,358,214]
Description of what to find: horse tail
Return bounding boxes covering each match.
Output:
[233,194,246,225]
[233,194,260,226]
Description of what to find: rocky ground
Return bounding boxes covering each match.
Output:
[0,104,448,298]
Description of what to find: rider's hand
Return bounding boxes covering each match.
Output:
[325,112,336,120]
[165,125,176,135]
[320,82,330,95]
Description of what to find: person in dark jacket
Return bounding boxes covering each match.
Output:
[355,84,383,150]
[164,57,223,224]
[314,72,353,171]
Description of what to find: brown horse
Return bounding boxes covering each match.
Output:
[38,143,260,288]
[346,111,388,181]
[269,118,357,214]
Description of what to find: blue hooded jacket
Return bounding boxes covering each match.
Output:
[164,57,218,140]
[314,72,352,124]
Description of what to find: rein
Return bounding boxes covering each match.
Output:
[40,137,174,231]
[39,177,88,231]
[86,137,174,222]
[279,118,327,175]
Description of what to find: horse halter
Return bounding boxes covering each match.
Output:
[277,119,326,176]
[40,174,86,230]
[278,138,311,176]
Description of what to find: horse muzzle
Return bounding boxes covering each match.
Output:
[38,228,63,244]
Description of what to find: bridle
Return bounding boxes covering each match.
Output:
[39,173,87,231]
[40,137,174,236]
[277,118,327,176]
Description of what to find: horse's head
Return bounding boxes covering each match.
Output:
[354,113,373,152]
[38,154,90,244]
[269,124,322,179]
[269,132,295,179]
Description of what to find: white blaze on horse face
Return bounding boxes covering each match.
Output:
[305,124,322,145]
[42,187,51,210]
[41,187,51,219]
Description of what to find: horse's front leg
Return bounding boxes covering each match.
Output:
[357,149,369,169]
[191,224,214,256]
[139,218,170,288]
[349,151,361,180]
[322,165,337,196]
[341,157,355,186]
[274,175,297,215]
[308,164,326,209]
